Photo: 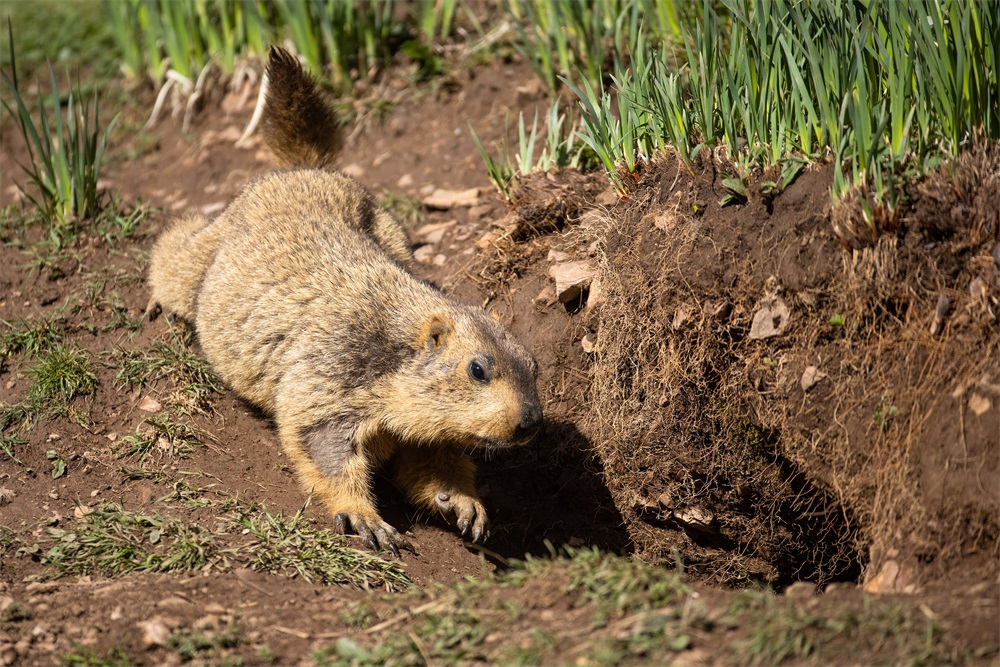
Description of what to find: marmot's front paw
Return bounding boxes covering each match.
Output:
[434,491,489,543]
[333,512,414,557]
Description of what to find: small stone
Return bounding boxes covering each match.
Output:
[396,173,414,188]
[673,506,714,527]
[46,434,60,442]
[546,250,570,263]
[193,614,219,631]
[749,298,791,340]
[137,396,162,413]
[110,607,123,621]
[341,163,366,179]
[475,231,497,250]
[467,204,493,222]
[930,293,950,336]
[968,393,992,416]
[201,201,227,216]
[784,581,818,598]
[656,491,673,508]
[72,506,94,519]
[863,559,899,594]
[0,596,14,613]
[580,334,596,354]
[415,220,457,239]
[419,184,435,197]
[413,245,435,263]
[596,187,620,207]
[156,597,193,613]
[0,489,14,506]
[432,254,446,267]
[422,187,481,209]
[139,619,170,648]
[578,209,605,228]
[549,261,596,305]
[217,125,242,143]
[105,433,118,442]
[672,305,693,331]
[533,285,556,307]
[800,366,827,392]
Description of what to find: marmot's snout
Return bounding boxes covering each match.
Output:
[513,402,543,443]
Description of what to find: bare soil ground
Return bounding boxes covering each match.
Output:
[1,55,997,666]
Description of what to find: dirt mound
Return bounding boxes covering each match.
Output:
[577,146,999,589]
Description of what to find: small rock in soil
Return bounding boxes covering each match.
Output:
[930,293,950,336]
[596,187,620,207]
[672,305,694,331]
[414,245,435,263]
[475,231,498,250]
[784,581,818,598]
[467,203,494,222]
[341,163,366,179]
[0,489,14,506]
[138,618,171,648]
[423,187,481,209]
[968,393,992,416]
[581,334,596,354]
[549,260,596,305]
[533,285,556,307]
[800,366,827,392]
[396,173,414,188]
[137,396,162,413]
[416,220,457,244]
[673,506,714,528]
[547,249,571,263]
[749,298,791,340]
[433,254,446,266]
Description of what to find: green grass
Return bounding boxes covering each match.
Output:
[471,100,593,200]
[26,344,98,415]
[380,190,424,226]
[114,413,206,463]
[569,0,999,234]
[102,0,460,95]
[114,332,223,411]
[2,28,115,231]
[22,499,410,591]
[0,0,117,80]
[0,316,63,360]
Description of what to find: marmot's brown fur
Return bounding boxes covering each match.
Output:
[147,47,542,554]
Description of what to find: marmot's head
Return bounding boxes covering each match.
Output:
[382,306,542,448]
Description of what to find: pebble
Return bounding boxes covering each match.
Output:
[414,245,436,263]
[341,163,366,179]
[548,260,597,305]
[137,396,162,413]
[749,298,791,340]
[800,366,827,392]
[422,187,481,210]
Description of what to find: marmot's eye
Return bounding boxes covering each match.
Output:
[468,360,487,383]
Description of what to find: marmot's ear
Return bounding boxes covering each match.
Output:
[419,313,453,352]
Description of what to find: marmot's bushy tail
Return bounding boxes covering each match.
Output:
[261,46,341,169]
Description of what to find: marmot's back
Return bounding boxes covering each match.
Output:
[192,169,436,409]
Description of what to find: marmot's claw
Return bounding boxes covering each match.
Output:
[333,512,411,556]
[435,491,490,544]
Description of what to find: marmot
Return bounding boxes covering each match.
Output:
[147,47,542,555]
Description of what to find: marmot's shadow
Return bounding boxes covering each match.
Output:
[378,419,630,562]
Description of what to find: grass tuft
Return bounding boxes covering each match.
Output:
[26,344,98,415]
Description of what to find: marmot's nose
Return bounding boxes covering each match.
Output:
[514,403,543,439]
